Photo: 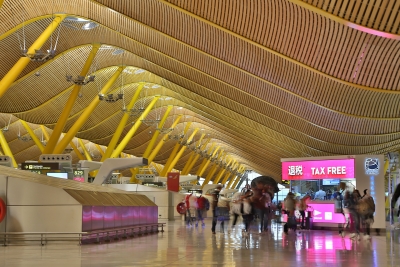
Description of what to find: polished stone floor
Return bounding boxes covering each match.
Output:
[0,219,399,267]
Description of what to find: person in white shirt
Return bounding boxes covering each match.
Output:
[314,189,326,200]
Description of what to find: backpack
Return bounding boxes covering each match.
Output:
[204,197,210,211]
[358,195,375,215]
[197,196,209,210]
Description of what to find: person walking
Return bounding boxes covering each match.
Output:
[251,182,273,233]
[211,185,223,234]
[283,192,296,234]
[298,195,311,229]
[196,193,208,227]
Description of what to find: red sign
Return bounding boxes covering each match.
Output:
[167,172,180,192]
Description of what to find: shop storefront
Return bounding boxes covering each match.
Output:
[281,155,385,229]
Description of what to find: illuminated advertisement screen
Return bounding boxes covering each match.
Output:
[282,159,355,180]
[307,203,345,224]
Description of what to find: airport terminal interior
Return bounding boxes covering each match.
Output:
[1,0,400,266]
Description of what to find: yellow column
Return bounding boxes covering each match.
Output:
[102,83,145,161]
[232,175,243,189]
[41,125,84,160]
[20,120,45,152]
[181,134,205,174]
[95,144,105,156]
[222,161,237,184]
[70,139,85,160]
[147,115,182,163]
[214,158,233,184]
[159,122,192,177]
[130,167,141,183]
[0,131,17,167]
[111,96,160,158]
[165,128,199,174]
[195,142,215,177]
[143,105,173,158]
[226,173,236,189]
[0,15,67,99]
[78,139,92,161]
[183,138,211,175]
[202,164,219,188]
[201,150,224,188]
[43,43,101,154]
[53,66,124,154]
[231,166,245,189]
[221,172,231,185]
[198,146,221,178]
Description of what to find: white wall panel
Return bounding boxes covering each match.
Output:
[7,177,80,206]
[6,205,82,232]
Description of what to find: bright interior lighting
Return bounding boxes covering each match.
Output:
[112,49,124,55]
[82,22,98,30]
[152,85,160,88]
[65,16,91,22]
[134,69,145,74]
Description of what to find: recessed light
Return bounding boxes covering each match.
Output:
[134,69,145,74]
[65,17,91,22]
[82,22,98,30]
[152,85,160,88]
[112,49,124,55]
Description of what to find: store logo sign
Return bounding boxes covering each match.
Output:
[365,158,379,175]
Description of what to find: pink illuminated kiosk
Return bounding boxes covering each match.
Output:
[281,155,385,230]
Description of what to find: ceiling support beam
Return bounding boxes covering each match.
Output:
[143,105,173,158]
[78,139,92,161]
[159,122,192,177]
[20,120,44,152]
[220,172,232,185]
[198,146,220,179]
[226,173,236,189]
[222,161,237,184]
[131,103,174,179]
[231,166,245,189]
[195,143,215,176]
[147,115,182,163]
[95,144,105,157]
[53,66,125,154]
[70,139,85,160]
[0,131,17,167]
[102,82,145,161]
[111,96,161,158]
[201,149,224,188]
[43,43,100,154]
[214,158,233,184]
[164,128,199,175]
[40,126,84,160]
[181,134,206,174]
[0,14,66,99]
[183,138,211,176]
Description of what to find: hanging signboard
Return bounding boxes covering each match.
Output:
[167,172,180,192]
[281,159,355,180]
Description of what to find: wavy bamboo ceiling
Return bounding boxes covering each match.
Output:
[0,0,399,182]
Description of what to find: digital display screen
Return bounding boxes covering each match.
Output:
[47,172,68,179]
[322,179,340,185]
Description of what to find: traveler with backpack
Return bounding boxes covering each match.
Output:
[358,189,375,240]
[196,193,209,227]
[283,192,297,234]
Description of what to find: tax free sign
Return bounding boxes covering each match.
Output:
[281,159,355,180]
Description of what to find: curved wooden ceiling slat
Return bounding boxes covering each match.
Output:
[1,0,400,181]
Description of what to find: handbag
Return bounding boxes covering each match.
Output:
[215,207,230,221]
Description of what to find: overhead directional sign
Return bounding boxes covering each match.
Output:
[21,162,59,170]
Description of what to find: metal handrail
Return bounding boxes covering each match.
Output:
[0,232,87,246]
